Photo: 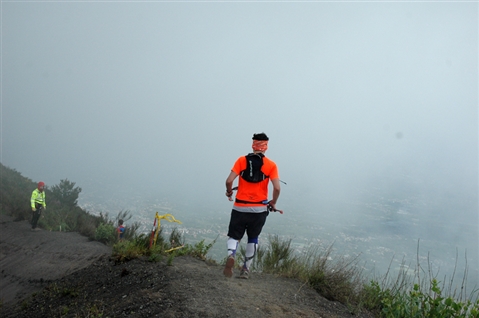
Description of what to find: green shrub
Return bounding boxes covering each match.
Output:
[187,239,215,260]
[359,253,479,317]
[95,223,116,244]
[169,228,185,247]
[50,179,82,208]
[262,235,299,274]
[167,253,175,266]
[0,164,36,221]
[112,233,152,262]
[77,213,98,239]
[376,279,479,318]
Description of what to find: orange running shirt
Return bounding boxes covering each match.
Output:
[231,155,279,208]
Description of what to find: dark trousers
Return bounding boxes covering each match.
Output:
[31,203,43,229]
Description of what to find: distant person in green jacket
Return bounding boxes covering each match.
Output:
[31,181,46,230]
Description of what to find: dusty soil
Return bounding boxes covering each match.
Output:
[0,214,111,304]
[0,215,374,318]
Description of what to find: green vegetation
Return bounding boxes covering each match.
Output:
[0,163,139,244]
[50,179,82,208]
[2,162,478,317]
[237,235,479,317]
[359,251,479,317]
[363,279,479,317]
[111,225,479,317]
[111,227,217,263]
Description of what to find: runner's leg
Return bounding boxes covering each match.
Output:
[243,237,258,270]
[243,212,268,270]
[227,237,239,257]
[31,204,41,229]
[224,210,246,277]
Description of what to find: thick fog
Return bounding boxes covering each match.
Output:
[2,2,478,285]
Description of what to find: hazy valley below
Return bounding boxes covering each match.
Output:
[78,176,479,294]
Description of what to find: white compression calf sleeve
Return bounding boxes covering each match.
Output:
[227,238,238,257]
[244,242,257,270]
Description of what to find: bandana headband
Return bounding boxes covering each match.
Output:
[252,140,268,152]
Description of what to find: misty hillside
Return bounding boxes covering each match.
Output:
[0,162,374,317]
[2,163,479,317]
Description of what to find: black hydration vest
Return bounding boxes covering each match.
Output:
[240,153,268,183]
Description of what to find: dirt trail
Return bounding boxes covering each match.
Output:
[0,214,374,317]
[0,214,111,304]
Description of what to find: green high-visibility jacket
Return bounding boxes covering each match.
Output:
[31,189,46,209]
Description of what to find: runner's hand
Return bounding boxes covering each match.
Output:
[268,202,284,214]
[32,207,36,212]
[226,190,233,201]
[268,201,277,211]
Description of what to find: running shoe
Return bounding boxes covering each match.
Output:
[239,268,249,279]
[223,255,235,278]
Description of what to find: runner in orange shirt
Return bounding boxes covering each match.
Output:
[223,132,281,279]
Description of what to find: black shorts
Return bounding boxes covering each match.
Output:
[227,210,269,241]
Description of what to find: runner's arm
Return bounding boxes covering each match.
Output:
[225,171,238,197]
[269,178,281,209]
